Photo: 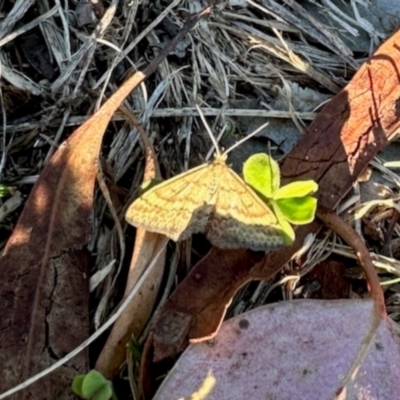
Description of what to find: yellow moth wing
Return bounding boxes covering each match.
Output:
[213,164,278,225]
[206,164,286,250]
[125,162,216,241]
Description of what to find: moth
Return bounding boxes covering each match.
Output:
[126,108,286,251]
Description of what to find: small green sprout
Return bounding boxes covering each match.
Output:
[127,336,143,361]
[0,184,14,198]
[243,153,318,243]
[72,370,116,400]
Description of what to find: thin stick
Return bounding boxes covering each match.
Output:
[316,205,385,397]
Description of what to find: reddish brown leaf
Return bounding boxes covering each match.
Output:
[151,248,264,362]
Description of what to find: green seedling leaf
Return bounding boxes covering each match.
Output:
[128,336,143,361]
[72,370,114,400]
[72,375,86,396]
[82,370,113,400]
[276,196,318,225]
[90,384,113,400]
[274,180,318,200]
[272,202,295,244]
[243,153,318,236]
[0,184,14,197]
[243,153,280,198]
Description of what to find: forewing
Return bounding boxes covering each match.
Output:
[207,166,286,251]
[126,164,215,241]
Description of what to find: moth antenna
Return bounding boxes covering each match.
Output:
[224,122,269,156]
[196,105,221,157]
[205,122,228,161]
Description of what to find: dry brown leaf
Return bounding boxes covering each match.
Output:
[0,70,146,399]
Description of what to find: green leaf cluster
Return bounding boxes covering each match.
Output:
[72,370,116,400]
[243,153,318,244]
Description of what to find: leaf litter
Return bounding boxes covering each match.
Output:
[1,1,400,399]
